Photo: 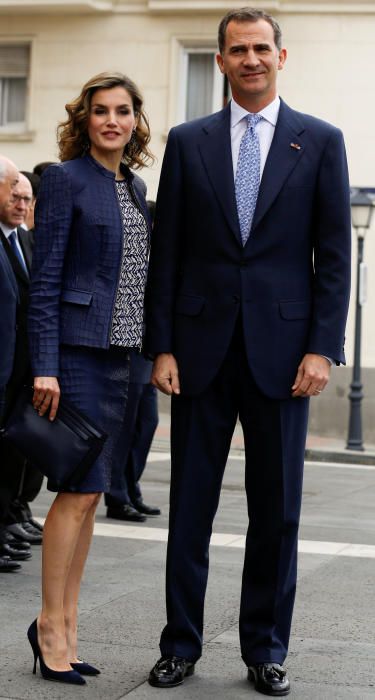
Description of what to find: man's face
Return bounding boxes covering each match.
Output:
[0,161,19,216]
[1,174,33,228]
[216,19,287,109]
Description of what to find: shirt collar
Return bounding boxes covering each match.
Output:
[231,95,280,129]
[0,223,17,239]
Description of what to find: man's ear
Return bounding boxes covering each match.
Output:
[216,52,225,75]
[278,48,287,71]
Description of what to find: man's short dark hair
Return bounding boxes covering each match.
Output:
[20,171,40,198]
[33,161,56,177]
[218,7,282,53]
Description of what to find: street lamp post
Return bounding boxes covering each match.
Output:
[346,191,374,451]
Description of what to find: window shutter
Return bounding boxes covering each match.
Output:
[0,45,29,78]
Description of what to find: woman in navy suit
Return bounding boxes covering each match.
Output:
[27,72,153,684]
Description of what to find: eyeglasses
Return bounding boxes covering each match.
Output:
[10,194,33,205]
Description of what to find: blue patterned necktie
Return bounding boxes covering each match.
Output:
[235,113,263,245]
[8,230,28,275]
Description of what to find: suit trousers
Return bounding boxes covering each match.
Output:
[0,341,31,523]
[160,321,309,665]
[105,382,158,507]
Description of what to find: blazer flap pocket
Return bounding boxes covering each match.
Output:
[279,300,311,320]
[61,289,93,306]
[175,295,205,316]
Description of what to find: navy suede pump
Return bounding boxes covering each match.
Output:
[71,661,101,676]
[27,619,86,685]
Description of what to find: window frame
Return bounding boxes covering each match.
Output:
[0,39,34,141]
[166,35,225,132]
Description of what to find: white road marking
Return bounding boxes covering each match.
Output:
[89,522,375,559]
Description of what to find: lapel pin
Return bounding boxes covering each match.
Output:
[290,142,302,151]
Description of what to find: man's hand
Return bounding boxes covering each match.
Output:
[151,353,180,396]
[33,376,60,420]
[291,354,331,398]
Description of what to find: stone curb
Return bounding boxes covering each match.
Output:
[151,438,375,465]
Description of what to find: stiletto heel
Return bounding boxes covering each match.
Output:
[27,619,86,685]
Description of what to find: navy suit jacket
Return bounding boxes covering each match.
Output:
[0,244,18,390]
[145,100,351,399]
[0,226,34,385]
[28,155,151,377]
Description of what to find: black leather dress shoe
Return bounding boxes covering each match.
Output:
[149,656,195,688]
[248,663,290,696]
[133,500,161,516]
[6,523,42,544]
[21,520,43,537]
[0,543,32,561]
[106,505,146,523]
[0,555,22,572]
[28,517,44,532]
[1,530,31,550]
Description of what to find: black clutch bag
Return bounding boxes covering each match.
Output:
[1,387,107,490]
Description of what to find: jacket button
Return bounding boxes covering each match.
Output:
[233,295,240,303]
[240,260,247,267]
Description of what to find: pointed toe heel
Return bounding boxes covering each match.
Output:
[71,661,101,676]
[27,619,86,685]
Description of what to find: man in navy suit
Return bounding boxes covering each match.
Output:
[0,155,19,418]
[146,8,351,696]
[0,155,25,572]
[0,173,43,544]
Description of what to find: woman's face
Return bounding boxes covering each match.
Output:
[87,86,136,158]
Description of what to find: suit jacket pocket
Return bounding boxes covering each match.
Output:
[61,289,93,306]
[175,295,205,316]
[279,300,311,320]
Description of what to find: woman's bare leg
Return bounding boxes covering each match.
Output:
[63,496,101,662]
[37,492,100,671]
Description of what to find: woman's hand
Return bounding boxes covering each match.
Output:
[32,377,60,421]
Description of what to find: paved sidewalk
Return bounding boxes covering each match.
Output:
[1,436,375,699]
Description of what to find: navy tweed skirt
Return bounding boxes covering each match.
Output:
[48,344,129,493]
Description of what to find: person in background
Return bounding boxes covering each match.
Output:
[105,199,160,522]
[105,349,160,521]
[0,154,30,573]
[0,173,44,543]
[146,7,351,696]
[20,171,40,231]
[0,166,36,565]
[27,71,153,684]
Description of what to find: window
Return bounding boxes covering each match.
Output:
[179,48,229,123]
[0,44,30,132]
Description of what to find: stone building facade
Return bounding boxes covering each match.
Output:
[1,0,375,440]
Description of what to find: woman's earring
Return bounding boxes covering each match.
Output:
[126,128,138,158]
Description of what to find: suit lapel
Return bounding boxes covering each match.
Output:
[0,228,29,285]
[198,105,242,245]
[0,243,18,298]
[18,227,33,275]
[251,100,306,233]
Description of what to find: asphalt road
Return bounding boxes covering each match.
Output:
[0,451,374,699]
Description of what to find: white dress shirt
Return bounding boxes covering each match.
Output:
[0,224,27,269]
[230,95,280,179]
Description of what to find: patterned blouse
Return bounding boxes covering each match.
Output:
[110,179,149,349]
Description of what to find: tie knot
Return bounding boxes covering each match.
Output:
[9,230,17,243]
[246,113,262,129]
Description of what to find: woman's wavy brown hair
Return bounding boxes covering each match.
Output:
[57,72,154,169]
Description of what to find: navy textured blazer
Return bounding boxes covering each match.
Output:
[0,244,18,390]
[28,154,150,377]
[145,100,352,399]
